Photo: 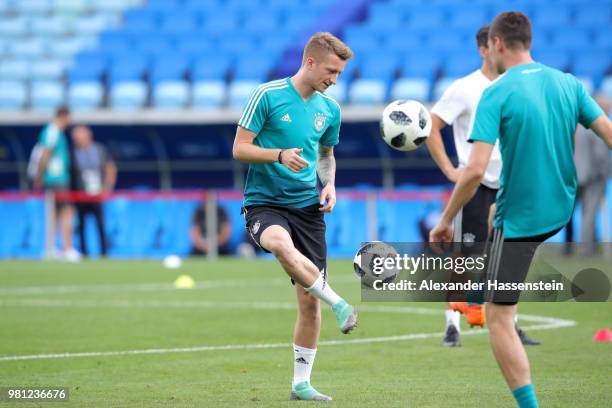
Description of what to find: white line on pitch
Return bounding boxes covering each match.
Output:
[0,301,575,362]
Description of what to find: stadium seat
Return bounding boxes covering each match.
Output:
[202,13,239,35]
[108,53,148,84]
[228,80,259,109]
[593,28,612,50]
[0,59,30,81]
[8,38,46,59]
[551,31,592,52]
[233,55,274,82]
[349,79,386,105]
[152,81,190,110]
[69,52,107,82]
[68,81,104,111]
[30,59,66,81]
[534,49,570,71]
[433,77,458,101]
[219,35,255,58]
[324,81,347,104]
[390,78,431,102]
[243,13,280,36]
[98,31,132,56]
[30,16,72,36]
[16,0,53,15]
[92,0,132,13]
[532,7,571,29]
[122,10,158,34]
[50,37,97,59]
[110,81,148,111]
[0,81,27,111]
[160,12,199,36]
[574,6,611,29]
[406,10,445,30]
[444,52,481,78]
[31,81,65,112]
[0,17,30,37]
[74,14,119,36]
[133,35,173,58]
[426,32,467,53]
[572,51,611,82]
[150,55,189,84]
[448,8,488,31]
[147,0,181,14]
[383,32,423,57]
[192,56,231,81]
[577,76,595,95]
[343,29,381,55]
[54,0,88,15]
[400,51,440,79]
[192,80,226,108]
[360,53,399,82]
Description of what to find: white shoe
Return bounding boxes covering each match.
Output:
[63,248,82,263]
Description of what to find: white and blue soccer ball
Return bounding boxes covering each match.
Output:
[353,241,399,288]
[380,100,432,151]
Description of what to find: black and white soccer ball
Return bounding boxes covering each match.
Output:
[380,100,432,151]
[353,241,399,288]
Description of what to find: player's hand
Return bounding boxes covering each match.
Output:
[429,219,453,243]
[280,148,309,173]
[447,168,462,183]
[319,183,336,212]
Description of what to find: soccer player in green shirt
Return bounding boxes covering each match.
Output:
[430,12,612,408]
[233,32,357,401]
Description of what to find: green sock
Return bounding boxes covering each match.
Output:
[512,384,538,408]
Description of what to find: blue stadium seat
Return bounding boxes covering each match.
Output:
[532,6,571,29]
[150,54,189,84]
[283,10,317,34]
[192,80,226,108]
[0,59,30,81]
[192,56,231,81]
[50,37,96,59]
[228,80,259,109]
[122,10,158,34]
[93,0,133,14]
[577,76,595,95]
[160,12,199,36]
[259,35,292,55]
[219,35,255,57]
[30,16,72,36]
[8,38,46,59]
[365,6,403,34]
[68,81,104,111]
[383,31,423,57]
[594,28,612,50]
[133,35,173,58]
[152,81,190,110]
[574,6,611,29]
[110,81,148,111]
[534,48,570,71]
[31,81,65,112]
[69,52,107,82]
[108,53,148,84]
[0,81,27,111]
[234,55,274,82]
[448,8,488,31]
[444,52,481,77]
[202,13,239,35]
[74,14,118,36]
[17,0,53,15]
[390,78,431,102]
[349,79,386,105]
[30,59,65,81]
[183,0,222,15]
[360,53,399,82]
[175,37,215,60]
[323,81,347,104]
[601,76,612,100]
[406,10,445,30]
[98,31,131,56]
[426,32,467,53]
[0,17,30,37]
[54,0,88,14]
[551,31,592,52]
[399,51,440,79]
[343,28,381,55]
[572,51,611,82]
[243,12,280,36]
[147,0,181,14]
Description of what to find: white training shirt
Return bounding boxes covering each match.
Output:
[431,69,502,189]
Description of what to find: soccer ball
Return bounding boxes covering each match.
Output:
[380,100,432,151]
[353,242,399,288]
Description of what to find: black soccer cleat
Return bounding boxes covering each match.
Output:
[516,325,541,346]
[443,324,461,347]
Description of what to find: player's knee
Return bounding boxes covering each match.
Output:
[486,304,515,331]
[298,295,320,321]
[268,237,295,262]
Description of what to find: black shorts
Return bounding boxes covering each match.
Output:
[453,184,497,244]
[243,204,327,277]
[485,226,561,305]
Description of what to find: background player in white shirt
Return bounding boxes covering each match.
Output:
[427,25,539,347]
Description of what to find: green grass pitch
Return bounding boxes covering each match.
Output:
[0,259,610,407]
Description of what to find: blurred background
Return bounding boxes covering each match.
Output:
[0,0,610,259]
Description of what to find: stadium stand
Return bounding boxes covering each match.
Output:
[1,0,611,110]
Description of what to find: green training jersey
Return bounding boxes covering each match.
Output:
[470,62,604,238]
[39,123,70,186]
[238,77,341,208]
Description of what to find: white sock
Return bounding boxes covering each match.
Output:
[445,309,461,332]
[305,273,342,307]
[293,344,317,386]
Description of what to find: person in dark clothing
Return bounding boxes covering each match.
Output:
[71,125,117,257]
[190,204,232,256]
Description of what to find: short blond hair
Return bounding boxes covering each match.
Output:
[302,32,353,65]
